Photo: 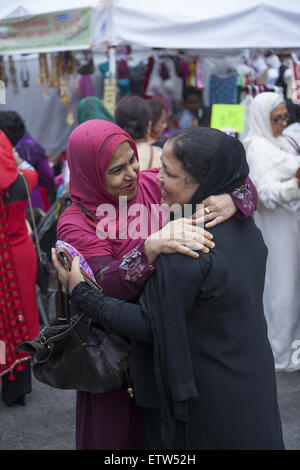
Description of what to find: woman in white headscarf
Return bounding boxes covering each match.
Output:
[244,91,300,372]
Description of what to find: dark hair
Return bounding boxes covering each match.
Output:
[167,127,216,184]
[0,111,26,146]
[182,86,202,103]
[115,96,150,140]
[147,98,165,131]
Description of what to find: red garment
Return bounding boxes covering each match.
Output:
[40,186,50,212]
[143,56,154,98]
[0,132,39,377]
[7,169,39,340]
[57,119,164,259]
[0,130,18,193]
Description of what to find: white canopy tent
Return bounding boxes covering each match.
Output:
[111,0,300,50]
[0,0,300,156]
[0,1,300,51]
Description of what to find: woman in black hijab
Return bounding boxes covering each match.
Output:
[52,127,284,450]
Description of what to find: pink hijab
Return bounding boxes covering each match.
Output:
[57,120,163,259]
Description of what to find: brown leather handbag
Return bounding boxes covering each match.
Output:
[17,248,132,395]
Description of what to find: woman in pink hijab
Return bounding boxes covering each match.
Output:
[57,119,257,450]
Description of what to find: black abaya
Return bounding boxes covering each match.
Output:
[71,216,284,450]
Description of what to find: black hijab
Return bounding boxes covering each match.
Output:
[139,129,249,448]
[181,127,249,209]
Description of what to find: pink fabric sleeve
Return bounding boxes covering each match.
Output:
[87,242,156,301]
[230,176,257,220]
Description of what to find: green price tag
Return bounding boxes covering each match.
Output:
[210,104,245,132]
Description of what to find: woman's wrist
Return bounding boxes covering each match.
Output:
[144,237,160,265]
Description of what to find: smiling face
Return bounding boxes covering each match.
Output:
[270,102,289,137]
[104,141,140,201]
[156,141,200,209]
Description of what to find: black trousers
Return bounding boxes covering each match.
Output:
[1,361,32,406]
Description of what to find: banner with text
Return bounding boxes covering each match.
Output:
[0,8,92,53]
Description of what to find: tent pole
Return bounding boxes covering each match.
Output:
[103,45,117,116]
[108,45,116,80]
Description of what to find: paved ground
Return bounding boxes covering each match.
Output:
[0,376,76,450]
[0,371,299,450]
[276,371,300,450]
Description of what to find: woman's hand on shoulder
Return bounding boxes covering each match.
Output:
[144,217,215,265]
[202,194,237,228]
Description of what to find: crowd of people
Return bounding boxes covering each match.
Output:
[1,83,300,450]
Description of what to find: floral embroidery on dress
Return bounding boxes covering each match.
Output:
[231,183,255,211]
[119,247,154,283]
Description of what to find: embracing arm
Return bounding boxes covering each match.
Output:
[57,208,213,300]
[87,243,156,300]
[202,176,257,228]
[229,176,257,219]
[87,220,213,300]
[71,280,154,343]
[53,249,208,344]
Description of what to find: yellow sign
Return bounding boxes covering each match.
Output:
[210,104,245,133]
[103,78,116,117]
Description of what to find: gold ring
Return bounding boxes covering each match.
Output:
[204,207,210,214]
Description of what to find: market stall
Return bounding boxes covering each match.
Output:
[0,1,110,158]
[0,0,300,156]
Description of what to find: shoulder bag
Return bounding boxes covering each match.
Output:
[17,245,132,396]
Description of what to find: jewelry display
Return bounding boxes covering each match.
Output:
[9,55,19,95]
[20,56,30,88]
[36,51,80,125]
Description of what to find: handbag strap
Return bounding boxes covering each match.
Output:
[41,312,86,348]
[18,171,42,263]
[56,280,71,322]
[73,202,98,221]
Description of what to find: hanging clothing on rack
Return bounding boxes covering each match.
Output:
[209,72,238,105]
[145,56,183,101]
[130,62,146,96]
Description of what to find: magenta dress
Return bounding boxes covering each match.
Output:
[77,243,155,450]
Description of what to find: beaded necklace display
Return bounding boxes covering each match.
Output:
[37,51,79,125]
[9,55,19,95]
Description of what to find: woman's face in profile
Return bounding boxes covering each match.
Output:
[157,141,200,209]
[270,102,289,137]
[104,141,140,201]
